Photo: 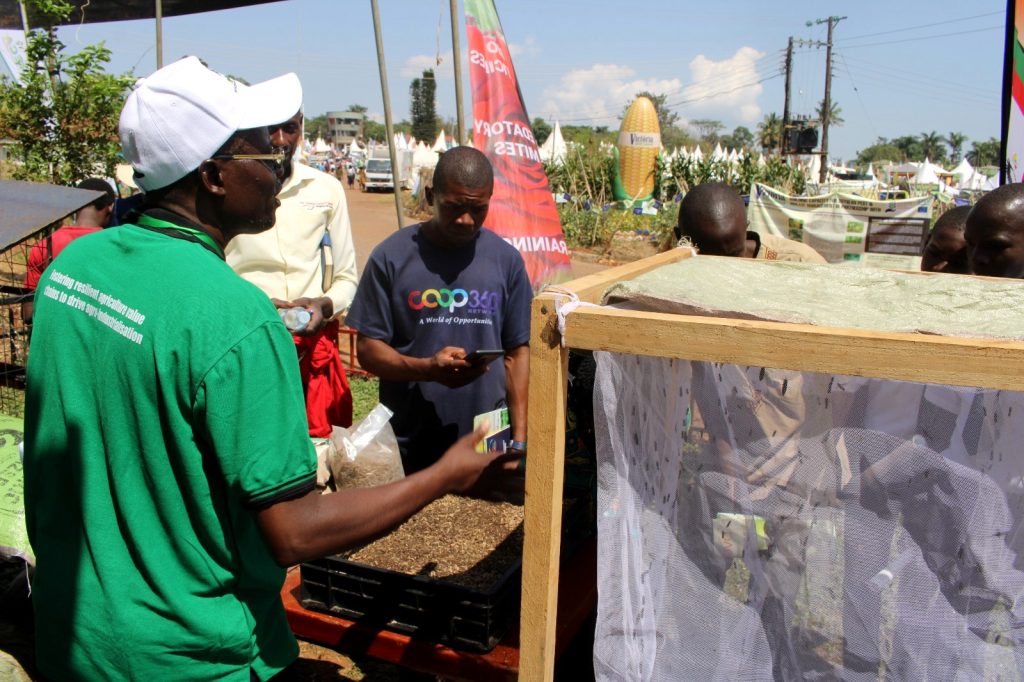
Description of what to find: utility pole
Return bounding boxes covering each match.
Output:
[370,0,405,230]
[780,36,793,158]
[449,0,465,145]
[808,15,846,183]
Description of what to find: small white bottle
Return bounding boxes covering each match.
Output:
[280,307,311,332]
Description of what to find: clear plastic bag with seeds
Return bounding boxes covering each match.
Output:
[328,404,405,490]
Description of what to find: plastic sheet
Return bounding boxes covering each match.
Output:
[603,257,1024,341]
[594,352,1024,680]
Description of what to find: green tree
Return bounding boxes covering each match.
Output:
[304,113,329,141]
[757,113,782,152]
[855,140,903,165]
[946,131,967,162]
[409,69,437,144]
[362,119,411,143]
[816,99,844,127]
[891,135,924,162]
[689,119,724,144]
[919,130,946,163]
[967,137,1000,167]
[0,0,133,184]
[720,125,754,151]
[345,104,368,114]
[531,117,552,145]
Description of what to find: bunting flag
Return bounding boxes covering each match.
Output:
[465,0,570,287]
[1003,0,1024,183]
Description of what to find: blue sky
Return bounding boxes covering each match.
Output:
[54,0,1006,163]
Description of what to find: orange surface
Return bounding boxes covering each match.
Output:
[281,536,597,681]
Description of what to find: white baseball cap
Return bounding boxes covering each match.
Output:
[119,56,302,192]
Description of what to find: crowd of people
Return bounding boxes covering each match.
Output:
[14,53,1024,680]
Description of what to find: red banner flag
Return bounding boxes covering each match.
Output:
[465,0,570,287]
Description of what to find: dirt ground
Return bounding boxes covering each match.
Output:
[344,185,610,280]
[0,185,605,681]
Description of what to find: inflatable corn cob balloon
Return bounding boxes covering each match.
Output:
[612,96,662,203]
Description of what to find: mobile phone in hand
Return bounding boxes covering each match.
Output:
[465,348,505,364]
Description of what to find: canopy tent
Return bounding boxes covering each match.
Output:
[914,159,942,185]
[961,170,990,191]
[951,158,975,187]
[0,180,102,251]
[412,141,438,169]
[0,0,283,29]
[431,129,448,153]
[538,120,567,165]
[312,137,330,154]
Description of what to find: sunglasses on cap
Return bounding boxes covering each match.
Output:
[210,151,287,174]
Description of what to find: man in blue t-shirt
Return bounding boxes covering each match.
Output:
[347,147,531,472]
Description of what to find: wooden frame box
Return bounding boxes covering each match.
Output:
[518,248,1024,681]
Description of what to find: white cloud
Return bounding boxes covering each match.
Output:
[401,35,538,79]
[537,64,682,127]
[401,53,446,79]
[533,46,766,129]
[681,47,765,124]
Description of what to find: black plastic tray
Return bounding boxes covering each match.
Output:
[299,497,592,652]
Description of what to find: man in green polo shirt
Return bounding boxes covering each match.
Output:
[23,56,508,682]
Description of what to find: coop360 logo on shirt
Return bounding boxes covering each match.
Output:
[407,287,499,313]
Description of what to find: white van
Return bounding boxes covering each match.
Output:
[363,158,394,192]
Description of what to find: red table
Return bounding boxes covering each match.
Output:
[282,537,597,681]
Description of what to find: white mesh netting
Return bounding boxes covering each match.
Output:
[593,352,1024,681]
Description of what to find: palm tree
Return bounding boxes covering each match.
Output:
[757,113,782,152]
[816,100,844,127]
[946,131,967,161]
[968,138,1000,167]
[919,131,945,163]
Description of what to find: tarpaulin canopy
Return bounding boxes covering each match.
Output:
[0,179,101,251]
[0,0,284,29]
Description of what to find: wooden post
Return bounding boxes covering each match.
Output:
[370,0,406,230]
[519,294,568,682]
[449,0,466,145]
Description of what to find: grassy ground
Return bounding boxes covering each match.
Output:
[349,376,378,424]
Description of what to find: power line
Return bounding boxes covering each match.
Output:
[836,53,878,140]
[837,52,994,99]
[839,25,1001,50]
[836,10,1002,42]
[545,59,783,122]
[555,72,781,123]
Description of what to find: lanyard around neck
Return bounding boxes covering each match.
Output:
[134,213,225,259]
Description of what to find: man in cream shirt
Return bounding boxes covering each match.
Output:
[226,105,358,437]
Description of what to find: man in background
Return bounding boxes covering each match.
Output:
[921,205,969,274]
[965,183,1024,279]
[346,147,531,474]
[23,177,116,324]
[226,106,359,437]
[674,182,827,263]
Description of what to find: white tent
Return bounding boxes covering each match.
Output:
[951,158,975,188]
[432,129,448,152]
[914,159,941,185]
[691,145,704,161]
[538,120,567,165]
[412,141,437,169]
[982,174,999,191]
[756,153,766,168]
[712,143,726,161]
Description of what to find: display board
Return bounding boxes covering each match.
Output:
[747,183,932,270]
